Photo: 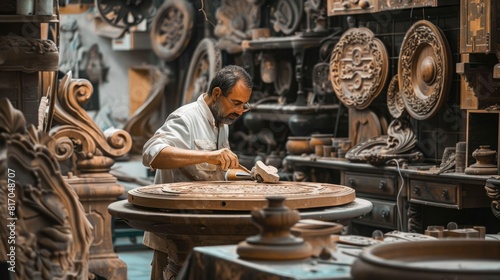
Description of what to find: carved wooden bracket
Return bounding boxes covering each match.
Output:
[50,72,132,173]
[0,98,92,279]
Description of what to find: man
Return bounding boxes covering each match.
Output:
[142,65,253,279]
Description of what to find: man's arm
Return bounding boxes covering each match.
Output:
[150,146,240,171]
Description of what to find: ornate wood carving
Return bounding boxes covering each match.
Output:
[123,68,170,154]
[50,71,132,173]
[330,27,388,110]
[327,0,378,16]
[460,0,498,54]
[0,35,59,72]
[0,98,92,279]
[214,0,261,54]
[346,117,422,166]
[182,38,222,105]
[312,62,335,103]
[398,20,452,120]
[304,0,327,34]
[387,75,405,119]
[270,0,303,35]
[151,0,194,62]
[96,0,153,29]
[484,176,500,219]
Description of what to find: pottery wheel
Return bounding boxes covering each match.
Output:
[128,181,355,211]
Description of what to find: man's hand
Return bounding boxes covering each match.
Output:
[208,148,239,171]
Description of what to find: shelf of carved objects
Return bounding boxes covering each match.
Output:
[329,27,389,110]
[398,20,452,120]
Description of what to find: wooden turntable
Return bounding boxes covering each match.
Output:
[128,181,356,211]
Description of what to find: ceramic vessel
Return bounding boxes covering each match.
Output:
[286,136,312,155]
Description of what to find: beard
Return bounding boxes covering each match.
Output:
[212,99,240,125]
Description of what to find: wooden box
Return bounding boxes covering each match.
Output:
[466,110,500,173]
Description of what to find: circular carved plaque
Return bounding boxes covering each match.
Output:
[330,27,389,110]
[387,75,405,118]
[128,181,356,210]
[398,20,452,120]
[182,38,222,104]
[150,0,194,62]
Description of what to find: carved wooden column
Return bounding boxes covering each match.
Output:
[50,72,132,279]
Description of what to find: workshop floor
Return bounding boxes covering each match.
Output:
[115,236,153,280]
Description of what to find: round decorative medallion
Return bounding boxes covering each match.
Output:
[96,0,153,28]
[398,20,452,120]
[150,0,194,62]
[182,38,222,104]
[329,27,389,110]
[387,75,405,118]
[128,181,356,210]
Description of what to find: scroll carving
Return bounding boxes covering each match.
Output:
[0,98,92,279]
[50,72,132,173]
[398,20,452,120]
[330,27,388,110]
[346,117,422,166]
[270,0,303,35]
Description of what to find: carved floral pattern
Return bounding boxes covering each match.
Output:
[0,98,92,279]
[398,20,452,120]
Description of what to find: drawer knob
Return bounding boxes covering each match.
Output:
[348,178,356,186]
[413,187,420,195]
[381,209,388,219]
[378,181,386,190]
[441,189,449,200]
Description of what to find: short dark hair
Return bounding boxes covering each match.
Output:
[207,65,253,97]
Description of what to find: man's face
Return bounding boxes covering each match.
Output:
[212,80,252,125]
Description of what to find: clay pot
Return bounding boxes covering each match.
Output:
[286,136,312,155]
[472,145,496,166]
[309,134,334,150]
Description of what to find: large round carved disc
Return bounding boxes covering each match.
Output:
[150,0,194,62]
[182,38,222,105]
[330,28,389,110]
[398,20,452,120]
[128,181,356,211]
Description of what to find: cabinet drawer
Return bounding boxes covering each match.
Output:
[354,198,398,228]
[344,172,398,197]
[409,180,458,207]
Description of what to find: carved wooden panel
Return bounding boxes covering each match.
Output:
[214,0,261,54]
[0,98,92,279]
[330,27,388,110]
[460,0,498,54]
[327,0,378,16]
[398,20,452,120]
[378,0,438,11]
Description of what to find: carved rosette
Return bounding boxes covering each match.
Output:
[151,0,194,61]
[50,72,132,173]
[0,98,92,279]
[214,0,261,54]
[398,20,452,120]
[330,27,389,110]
